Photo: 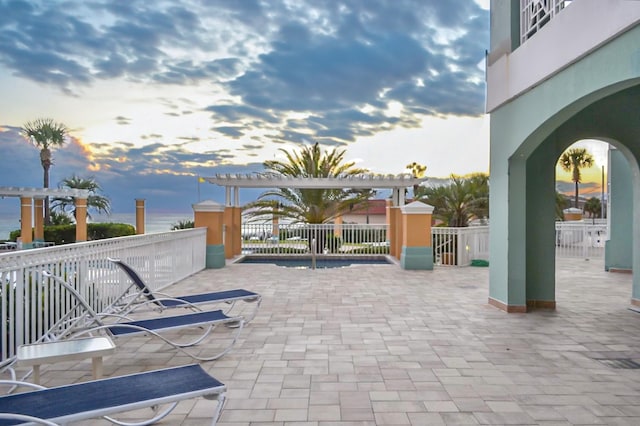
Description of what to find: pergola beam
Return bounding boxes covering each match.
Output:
[203,174,426,189]
[0,186,91,198]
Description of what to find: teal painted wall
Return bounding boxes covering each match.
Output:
[400,246,433,270]
[605,149,633,271]
[489,23,640,309]
[205,244,225,269]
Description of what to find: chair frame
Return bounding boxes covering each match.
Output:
[107,258,261,322]
[42,271,244,362]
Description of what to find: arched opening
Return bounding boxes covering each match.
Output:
[515,83,640,310]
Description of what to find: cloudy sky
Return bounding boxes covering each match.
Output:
[0,0,604,215]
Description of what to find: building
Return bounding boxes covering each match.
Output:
[486,0,640,312]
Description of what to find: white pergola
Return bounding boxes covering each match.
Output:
[202,173,427,206]
[0,187,91,198]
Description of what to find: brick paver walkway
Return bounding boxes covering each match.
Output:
[16,258,640,425]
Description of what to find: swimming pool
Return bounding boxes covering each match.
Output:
[237,256,394,268]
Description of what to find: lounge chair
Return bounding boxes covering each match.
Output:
[42,271,244,362]
[107,258,261,322]
[0,363,225,425]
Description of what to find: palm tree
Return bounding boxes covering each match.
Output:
[50,175,111,220]
[555,191,569,220]
[419,173,489,227]
[583,197,602,223]
[405,162,427,198]
[247,142,373,224]
[246,143,373,252]
[21,118,69,225]
[558,147,595,208]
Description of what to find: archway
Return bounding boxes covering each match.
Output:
[506,83,640,310]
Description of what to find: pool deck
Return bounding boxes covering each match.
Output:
[11,258,640,425]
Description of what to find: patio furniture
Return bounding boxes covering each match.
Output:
[42,271,245,362]
[0,363,226,425]
[16,336,116,384]
[107,258,262,322]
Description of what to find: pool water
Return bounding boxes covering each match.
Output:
[238,257,393,268]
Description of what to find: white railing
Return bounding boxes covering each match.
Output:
[433,226,490,266]
[555,221,606,259]
[521,0,572,43]
[0,228,206,361]
[241,223,389,255]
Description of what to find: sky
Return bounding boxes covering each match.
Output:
[0,0,605,215]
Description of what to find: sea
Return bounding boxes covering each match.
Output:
[0,212,195,241]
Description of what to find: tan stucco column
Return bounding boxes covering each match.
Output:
[232,206,242,256]
[20,196,33,249]
[34,197,45,243]
[563,207,583,221]
[75,197,88,242]
[194,200,226,268]
[388,206,403,259]
[135,199,145,234]
[400,201,434,270]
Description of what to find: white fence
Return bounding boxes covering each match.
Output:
[0,229,206,361]
[555,221,607,259]
[241,223,389,255]
[433,226,490,266]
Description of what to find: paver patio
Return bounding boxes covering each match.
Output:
[13,258,640,425]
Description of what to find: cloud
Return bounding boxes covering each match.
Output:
[0,125,266,213]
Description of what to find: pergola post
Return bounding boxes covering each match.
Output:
[135,199,145,234]
[75,198,88,242]
[34,197,45,243]
[20,196,33,249]
[193,200,226,268]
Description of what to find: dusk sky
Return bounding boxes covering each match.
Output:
[0,0,606,215]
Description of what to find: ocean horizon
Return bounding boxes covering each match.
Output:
[0,212,194,240]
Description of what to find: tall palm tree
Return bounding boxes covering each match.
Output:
[558,147,594,208]
[247,142,373,224]
[419,173,489,227]
[21,118,69,224]
[50,175,111,220]
[405,162,427,198]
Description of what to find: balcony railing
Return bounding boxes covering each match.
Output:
[521,0,572,43]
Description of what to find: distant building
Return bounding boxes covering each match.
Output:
[341,199,387,225]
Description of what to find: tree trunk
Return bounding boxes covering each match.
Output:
[41,148,52,225]
[574,180,579,208]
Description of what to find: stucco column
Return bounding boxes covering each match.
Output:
[34,197,45,243]
[194,200,226,268]
[75,198,88,242]
[563,207,583,221]
[400,201,434,270]
[20,196,33,249]
[135,199,145,234]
